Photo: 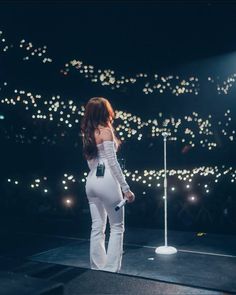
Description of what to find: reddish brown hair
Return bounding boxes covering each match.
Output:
[81,97,121,160]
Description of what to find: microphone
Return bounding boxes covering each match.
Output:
[115,197,128,211]
[162,132,170,137]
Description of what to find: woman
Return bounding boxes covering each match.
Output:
[81,97,135,273]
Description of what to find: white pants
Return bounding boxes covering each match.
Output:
[85,162,125,273]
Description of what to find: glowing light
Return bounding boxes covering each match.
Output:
[189,195,196,201]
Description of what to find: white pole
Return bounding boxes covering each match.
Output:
[164,134,167,247]
[155,132,177,255]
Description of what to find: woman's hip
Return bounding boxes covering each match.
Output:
[85,171,123,202]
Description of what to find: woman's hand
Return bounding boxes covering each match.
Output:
[123,190,135,203]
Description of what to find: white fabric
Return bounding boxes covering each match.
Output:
[85,140,130,272]
[87,140,130,193]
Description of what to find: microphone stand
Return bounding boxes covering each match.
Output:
[155,132,177,255]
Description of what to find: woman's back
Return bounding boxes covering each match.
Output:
[87,126,118,171]
[94,125,117,145]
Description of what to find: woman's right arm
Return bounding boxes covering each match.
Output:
[100,128,131,193]
[100,128,135,202]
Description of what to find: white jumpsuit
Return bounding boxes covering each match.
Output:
[85,140,130,273]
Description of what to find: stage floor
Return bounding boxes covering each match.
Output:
[0,226,236,294]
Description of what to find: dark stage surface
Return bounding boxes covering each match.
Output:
[1,220,236,295]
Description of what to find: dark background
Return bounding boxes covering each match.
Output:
[0,1,236,234]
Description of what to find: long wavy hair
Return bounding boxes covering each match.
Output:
[81,97,121,160]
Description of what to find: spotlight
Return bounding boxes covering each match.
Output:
[188,195,197,202]
[64,198,73,207]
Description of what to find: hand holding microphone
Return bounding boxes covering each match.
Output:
[115,190,135,211]
[124,190,135,203]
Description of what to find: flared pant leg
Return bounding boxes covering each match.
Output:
[86,170,125,273]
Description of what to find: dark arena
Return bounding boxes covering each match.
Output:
[1,1,236,294]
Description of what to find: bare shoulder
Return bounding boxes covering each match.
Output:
[94,126,114,143]
[100,127,113,141]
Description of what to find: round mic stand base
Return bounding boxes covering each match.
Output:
[155,246,177,255]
